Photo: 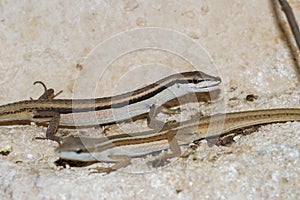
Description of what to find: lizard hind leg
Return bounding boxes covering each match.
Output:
[33,81,63,100]
[34,111,61,144]
[151,130,182,168]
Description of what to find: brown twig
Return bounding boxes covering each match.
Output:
[278,0,300,51]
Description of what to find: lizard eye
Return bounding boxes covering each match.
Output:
[75,149,82,154]
[190,79,201,84]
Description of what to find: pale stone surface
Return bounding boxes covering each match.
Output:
[0,1,299,199]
